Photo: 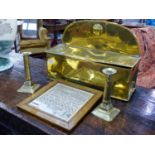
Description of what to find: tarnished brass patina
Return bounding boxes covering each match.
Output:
[18,52,40,94]
[46,20,140,101]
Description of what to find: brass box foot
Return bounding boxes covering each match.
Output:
[17,81,40,94]
[92,104,120,122]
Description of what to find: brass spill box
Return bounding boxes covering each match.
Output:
[46,20,140,101]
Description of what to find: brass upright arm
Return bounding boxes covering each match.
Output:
[101,68,117,110]
[103,74,112,104]
[23,52,32,82]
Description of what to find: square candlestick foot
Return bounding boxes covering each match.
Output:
[92,103,120,122]
[17,81,40,94]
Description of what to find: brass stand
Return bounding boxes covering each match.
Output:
[92,68,120,122]
[17,52,40,94]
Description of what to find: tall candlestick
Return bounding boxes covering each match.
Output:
[17,52,40,94]
[92,68,120,122]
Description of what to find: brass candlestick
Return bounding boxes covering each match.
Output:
[92,68,120,122]
[17,52,40,94]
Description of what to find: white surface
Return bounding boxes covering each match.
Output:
[29,83,94,122]
[23,23,37,30]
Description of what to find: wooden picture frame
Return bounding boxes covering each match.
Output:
[17,79,102,130]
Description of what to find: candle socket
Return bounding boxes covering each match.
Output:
[17,52,40,94]
[92,68,120,122]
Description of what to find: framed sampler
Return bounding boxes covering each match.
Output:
[17,80,102,130]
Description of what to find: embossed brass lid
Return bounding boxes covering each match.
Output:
[47,20,140,68]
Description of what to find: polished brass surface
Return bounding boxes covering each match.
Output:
[47,44,139,68]
[23,52,32,81]
[17,52,40,94]
[63,20,139,56]
[92,67,120,122]
[46,20,140,101]
[47,52,138,101]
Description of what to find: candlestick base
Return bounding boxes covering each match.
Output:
[92,103,120,122]
[17,81,40,94]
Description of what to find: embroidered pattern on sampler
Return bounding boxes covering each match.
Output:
[29,83,94,122]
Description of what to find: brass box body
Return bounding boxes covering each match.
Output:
[46,20,140,101]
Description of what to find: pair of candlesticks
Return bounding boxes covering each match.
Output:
[17,52,120,122]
